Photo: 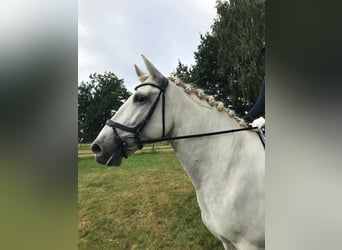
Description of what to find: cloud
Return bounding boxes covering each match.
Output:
[79,0,217,91]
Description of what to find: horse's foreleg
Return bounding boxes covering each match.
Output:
[222,241,237,250]
[219,236,237,250]
[235,241,264,250]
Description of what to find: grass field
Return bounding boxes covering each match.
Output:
[78,148,222,249]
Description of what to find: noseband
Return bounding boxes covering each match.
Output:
[105,77,169,157]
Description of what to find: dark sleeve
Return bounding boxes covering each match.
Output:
[243,81,265,123]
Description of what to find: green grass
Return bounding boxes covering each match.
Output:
[78,151,222,249]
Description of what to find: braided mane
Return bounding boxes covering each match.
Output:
[167,76,247,127]
[138,74,247,127]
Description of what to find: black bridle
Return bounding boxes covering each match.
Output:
[105,77,169,157]
[106,77,261,159]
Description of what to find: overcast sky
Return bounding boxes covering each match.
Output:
[79,0,218,92]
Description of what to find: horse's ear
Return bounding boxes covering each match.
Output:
[134,64,146,82]
[141,55,164,82]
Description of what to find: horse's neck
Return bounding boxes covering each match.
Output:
[169,89,246,189]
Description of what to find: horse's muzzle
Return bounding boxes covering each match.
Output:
[90,141,125,167]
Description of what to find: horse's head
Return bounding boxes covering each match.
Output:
[91,55,174,166]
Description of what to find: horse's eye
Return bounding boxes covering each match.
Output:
[134,94,147,104]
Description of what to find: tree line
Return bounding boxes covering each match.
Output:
[78,0,265,143]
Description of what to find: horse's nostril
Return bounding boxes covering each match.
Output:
[91,143,102,155]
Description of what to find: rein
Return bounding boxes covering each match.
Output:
[140,126,258,144]
[105,77,263,158]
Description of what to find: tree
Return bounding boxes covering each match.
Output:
[213,0,265,115]
[78,80,94,142]
[171,0,265,116]
[191,33,227,104]
[171,60,193,83]
[78,72,131,143]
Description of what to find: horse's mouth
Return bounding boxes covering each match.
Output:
[95,150,123,167]
[105,151,123,166]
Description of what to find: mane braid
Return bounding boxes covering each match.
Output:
[168,76,247,127]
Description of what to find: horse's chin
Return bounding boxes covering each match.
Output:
[95,151,123,167]
[105,151,123,167]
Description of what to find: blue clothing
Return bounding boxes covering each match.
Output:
[243,81,265,123]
